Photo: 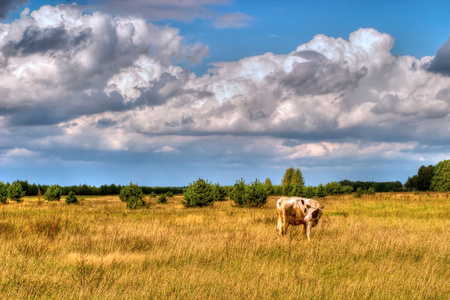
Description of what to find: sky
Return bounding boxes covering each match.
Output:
[1,0,450,187]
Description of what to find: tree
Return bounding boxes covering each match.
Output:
[316,184,326,198]
[303,186,316,198]
[282,167,304,196]
[0,182,8,204]
[324,182,343,195]
[65,191,78,204]
[119,182,147,209]
[44,185,62,201]
[182,179,215,207]
[291,184,303,197]
[8,181,26,202]
[214,183,228,201]
[264,178,274,195]
[281,167,294,196]
[245,179,268,207]
[230,178,246,206]
[430,160,450,191]
[157,194,167,204]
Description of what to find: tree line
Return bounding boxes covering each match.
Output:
[0,181,184,197]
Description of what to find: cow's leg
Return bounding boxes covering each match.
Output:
[304,222,312,241]
[277,211,283,236]
[282,215,289,235]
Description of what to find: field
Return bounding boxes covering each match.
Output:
[0,193,449,299]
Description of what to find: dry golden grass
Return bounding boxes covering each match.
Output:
[0,193,449,299]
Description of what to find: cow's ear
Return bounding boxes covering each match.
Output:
[321,206,325,210]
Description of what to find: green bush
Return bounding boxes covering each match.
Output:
[214,183,228,201]
[303,186,316,198]
[165,191,174,197]
[149,192,157,198]
[291,184,303,197]
[0,182,8,204]
[65,191,78,204]
[316,184,326,198]
[230,178,246,206]
[342,185,354,194]
[157,194,167,204]
[354,187,363,198]
[245,179,268,207]
[44,185,62,201]
[183,179,215,207]
[119,183,147,209]
[8,181,26,202]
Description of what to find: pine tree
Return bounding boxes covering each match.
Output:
[0,182,8,204]
[65,191,78,204]
[8,181,26,202]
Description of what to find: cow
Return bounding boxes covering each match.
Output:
[276,197,324,240]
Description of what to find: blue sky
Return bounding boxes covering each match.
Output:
[1,0,450,187]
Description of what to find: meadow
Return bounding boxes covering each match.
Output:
[0,193,449,299]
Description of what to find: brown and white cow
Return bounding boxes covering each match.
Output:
[276,197,324,240]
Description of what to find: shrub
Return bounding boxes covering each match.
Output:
[0,182,8,204]
[245,179,268,207]
[273,185,283,196]
[264,178,275,195]
[291,184,303,197]
[303,186,316,198]
[316,184,326,198]
[354,187,363,198]
[119,183,147,209]
[342,185,354,194]
[182,179,215,207]
[230,178,246,206]
[157,194,167,204]
[65,191,78,204]
[366,187,376,195]
[165,191,174,197]
[44,185,62,201]
[214,183,228,201]
[8,181,26,202]
[149,192,157,198]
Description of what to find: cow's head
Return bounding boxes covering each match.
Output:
[304,205,324,227]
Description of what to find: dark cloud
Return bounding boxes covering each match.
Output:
[5,91,127,126]
[96,118,118,129]
[280,61,367,96]
[0,0,27,19]
[293,50,327,61]
[426,37,450,75]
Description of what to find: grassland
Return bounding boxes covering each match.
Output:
[0,193,449,299]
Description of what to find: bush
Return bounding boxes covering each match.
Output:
[0,182,8,204]
[303,186,316,198]
[316,184,326,198]
[182,179,215,207]
[273,185,283,196]
[8,181,26,202]
[354,187,363,198]
[149,192,157,198]
[44,185,62,201]
[230,178,246,206]
[245,179,268,207]
[342,185,354,194]
[157,194,167,204]
[291,184,303,197]
[65,191,78,204]
[214,183,228,201]
[165,191,174,197]
[119,183,147,209]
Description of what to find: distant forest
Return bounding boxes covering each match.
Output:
[3,181,185,196]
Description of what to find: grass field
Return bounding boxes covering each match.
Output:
[1,193,449,299]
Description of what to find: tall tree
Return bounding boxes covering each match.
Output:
[430,160,450,191]
[8,181,26,202]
